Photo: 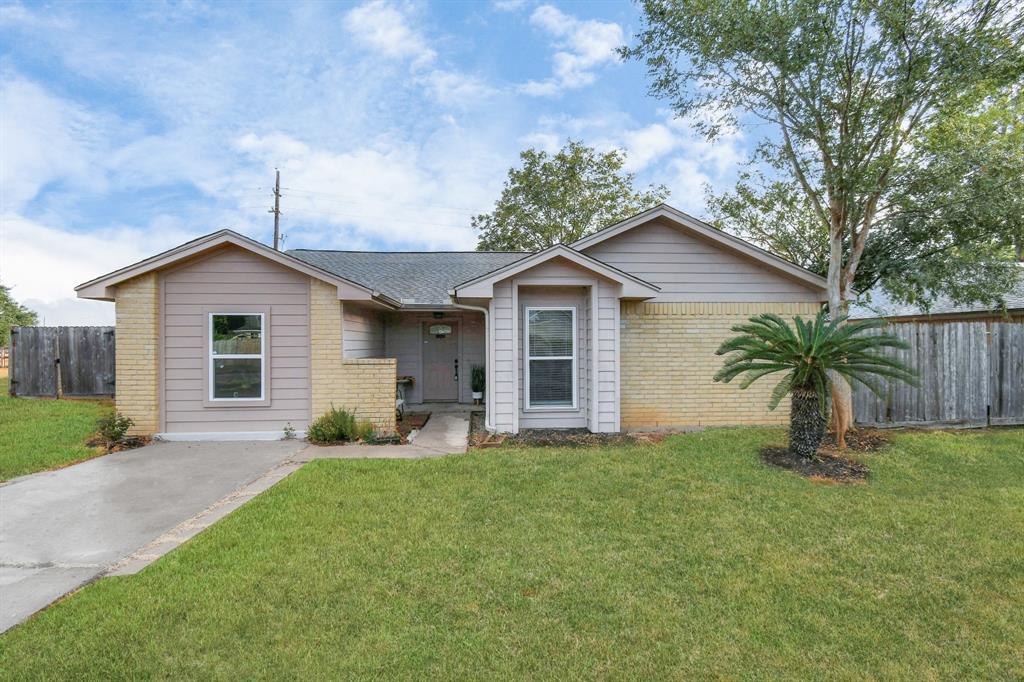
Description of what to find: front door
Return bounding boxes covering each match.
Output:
[422,321,459,401]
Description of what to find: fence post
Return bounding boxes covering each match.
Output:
[8,329,15,397]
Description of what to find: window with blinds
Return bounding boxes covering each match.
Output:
[525,307,576,409]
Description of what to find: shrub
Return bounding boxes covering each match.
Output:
[306,406,375,444]
[97,412,134,449]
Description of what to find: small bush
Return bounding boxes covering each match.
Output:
[97,412,134,448]
[307,406,375,444]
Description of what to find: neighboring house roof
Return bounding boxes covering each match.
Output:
[571,204,829,293]
[287,250,528,306]
[452,244,661,299]
[75,229,400,306]
[849,268,1024,319]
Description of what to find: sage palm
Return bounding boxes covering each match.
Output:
[714,311,916,458]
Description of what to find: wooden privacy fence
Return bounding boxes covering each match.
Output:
[854,320,1024,427]
[9,326,116,398]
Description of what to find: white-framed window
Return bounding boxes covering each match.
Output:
[525,306,576,409]
[208,312,265,401]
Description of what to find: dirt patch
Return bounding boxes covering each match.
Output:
[396,412,430,442]
[761,446,869,483]
[820,428,889,454]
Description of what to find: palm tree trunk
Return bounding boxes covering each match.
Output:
[790,389,826,459]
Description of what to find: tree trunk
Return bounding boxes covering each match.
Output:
[826,242,853,449]
[790,389,827,459]
[830,378,853,448]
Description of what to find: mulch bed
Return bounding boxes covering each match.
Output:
[760,447,870,483]
[85,435,150,453]
[396,412,431,443]
[761,428,888,483]
[502,428,667,448]
[820,428,890,454]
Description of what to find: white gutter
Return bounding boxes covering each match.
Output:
[450,301,493,432]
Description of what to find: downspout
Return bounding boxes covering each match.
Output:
[450,300,493,432]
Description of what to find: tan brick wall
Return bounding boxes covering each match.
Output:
[310,279,396,434]
[620,301,822,430]
[114,273,160,435]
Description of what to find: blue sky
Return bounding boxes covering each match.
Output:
[1,0,747,325]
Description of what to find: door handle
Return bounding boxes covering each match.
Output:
[454,358,459,382]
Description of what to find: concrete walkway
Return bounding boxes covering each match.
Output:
[0,440,304,632]
[296,406,474,460]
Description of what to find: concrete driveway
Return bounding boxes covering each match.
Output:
[0,440,305,632]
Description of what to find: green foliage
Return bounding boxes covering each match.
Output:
[708,92,1024,311]
[471,365,485,393]
[306,406,374,444]
[96,412,134,448]
[626,0,1024,310]
[474,140,669,251]
[282,423,297,440]
[707,175,828,274]
[714,311,917,412]
[1,284,39,346]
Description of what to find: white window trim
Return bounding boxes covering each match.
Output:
[524,306,577,411]
[208,312,266,402]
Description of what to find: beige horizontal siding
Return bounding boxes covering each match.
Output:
[161,246,311,433]
[583,220,821,302]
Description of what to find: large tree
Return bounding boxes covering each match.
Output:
[708,90,1024,307]
[1,285,38,346]
[625,0,1024,444]
[474,140,669,251]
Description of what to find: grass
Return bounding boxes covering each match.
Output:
[1,427,1022,679]
[0,377,112,481]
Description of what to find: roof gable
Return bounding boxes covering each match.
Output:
[452,244,660,299]
[572,204,828,293]
[76,230,397,305]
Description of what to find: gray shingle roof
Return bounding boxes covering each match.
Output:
[849,266,1024,319]
[286,250,528,305]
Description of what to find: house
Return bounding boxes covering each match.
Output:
[75,204,828,439]
[848,268,1024,323]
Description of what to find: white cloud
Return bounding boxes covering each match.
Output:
[0,77,110,212]
[343,1,436,66]
[621,123,679,172]
[520,4,623,96]
[492,0,526,11]
[0,213,192,325]
[518,131,561,154]
[232,132,500,250]
[419,70,498,107]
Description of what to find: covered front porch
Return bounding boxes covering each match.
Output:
[342,305,486,407]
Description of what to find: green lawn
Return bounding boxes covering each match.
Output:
[2,428,1022,679]
[0,377,112,481]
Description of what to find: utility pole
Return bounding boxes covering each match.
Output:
[269,169,282,250]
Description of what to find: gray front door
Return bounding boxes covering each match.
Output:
[422,321,459,401]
